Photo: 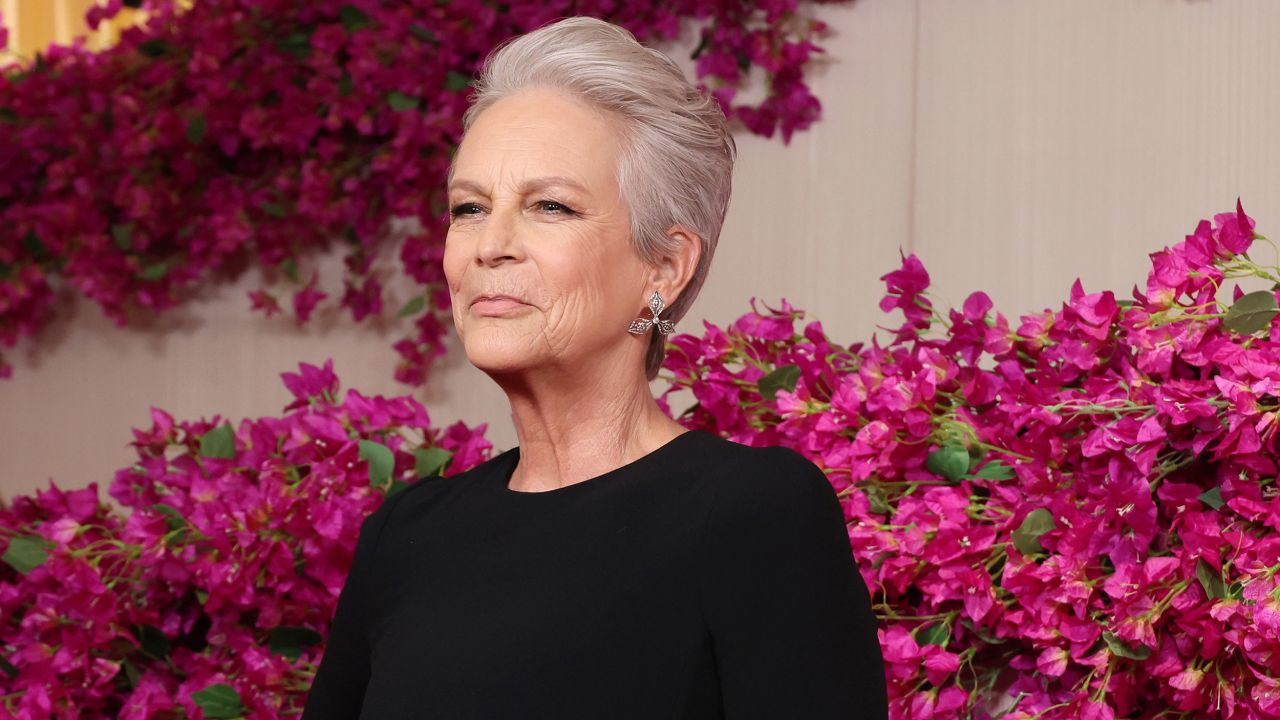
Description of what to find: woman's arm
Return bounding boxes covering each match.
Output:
[300,501,394,720]
[697,447,888,719]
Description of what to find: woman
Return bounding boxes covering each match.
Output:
[302,15,887,720]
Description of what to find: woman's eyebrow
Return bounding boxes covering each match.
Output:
[447,176,589,196]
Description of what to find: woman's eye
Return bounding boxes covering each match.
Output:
[537,200,575,215]
[449,203,481,218]
[448,201,575,219]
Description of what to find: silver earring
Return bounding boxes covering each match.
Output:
[628,291,676,335]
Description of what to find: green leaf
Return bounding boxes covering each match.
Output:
[1197,486,1224,510]
[268,626,323,661]
[915,621,950,646]
[200,423,237,458]
[1103,631,1151,660]
[137,39,172,58]
[132,624,172,660]
[398,295,426,318]
[387,91,420,112]
[863,485,891,515]
[971,459,1014,481]
[196,588,210,605]
[358,439,395,486]
[152,503,186,532]
[121,657,140,688]
[1012,508,1056,555]
[689,31,710,61]
[338,72,354,97]
[961,618,1006,646]
[2,536,55,575]
[276,30,312,57]
[925,445,970,482]
[386,479,410,497]
[408,24,438,44]
[758,364,801,401]
[281,257,300,283]
[338,5,371,32]
[192,683,245,719]
[0,654,17,679]
[0,107,16,123]
[413,446,452,479]
[21,230,47,259]
[111,223,134,251]
[138,260,170,280]
[0,262,10,280]
[259,201,288,219]
[1229,580,1245,600]
[1196,557,1228,599]
[444,71,471,92]
[186,113,206,144]
[1224,290,1280,335]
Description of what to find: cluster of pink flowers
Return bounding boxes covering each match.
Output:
[0,358,491,718]
[659,200,1280,718]
[4,201,1276,718]
[0,0,835,383]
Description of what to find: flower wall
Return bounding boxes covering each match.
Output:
[2,202,1279,718]
[0,0,837,383]
[0,358,493,718]
[657,200,1280,718]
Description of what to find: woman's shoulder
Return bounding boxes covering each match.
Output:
[694,438,855,595]
[698,432,831,485]
[694,435,840,523]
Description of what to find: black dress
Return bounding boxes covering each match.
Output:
[300,428,888,719]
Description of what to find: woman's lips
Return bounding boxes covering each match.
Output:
[471,297,532,316]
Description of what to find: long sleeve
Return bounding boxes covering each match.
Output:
[697,447,888,719]
[300,502,393,720]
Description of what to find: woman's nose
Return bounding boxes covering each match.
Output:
[475,202,523,266]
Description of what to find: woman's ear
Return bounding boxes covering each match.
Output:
[651,223,702,309]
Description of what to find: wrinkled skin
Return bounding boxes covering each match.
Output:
[443,86,701,491]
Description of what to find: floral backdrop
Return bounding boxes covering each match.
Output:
[5,2,1280,720]
[2,201,1278,718]
[0,0,835,384]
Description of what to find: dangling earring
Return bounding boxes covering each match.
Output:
[628,290,676,335]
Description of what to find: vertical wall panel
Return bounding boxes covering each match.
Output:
[668,0,918,346]
[912,0,1280,318]
[0,0,18,64]
[2,0,138,62]
[19,1,53,54]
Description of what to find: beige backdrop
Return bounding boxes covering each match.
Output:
[3,0,1278,503]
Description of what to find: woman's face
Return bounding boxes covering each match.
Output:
[444,86,651,378]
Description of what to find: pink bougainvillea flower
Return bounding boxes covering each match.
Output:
[292,271,329,326]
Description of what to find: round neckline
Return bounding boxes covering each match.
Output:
[498,429,704,497]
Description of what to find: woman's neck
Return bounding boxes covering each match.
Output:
[497,365,686,492]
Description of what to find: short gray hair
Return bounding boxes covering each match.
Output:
[449,16,737,381]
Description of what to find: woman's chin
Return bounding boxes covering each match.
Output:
[462,345,538,375]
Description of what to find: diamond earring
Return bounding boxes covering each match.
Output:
[628,290,676,335]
